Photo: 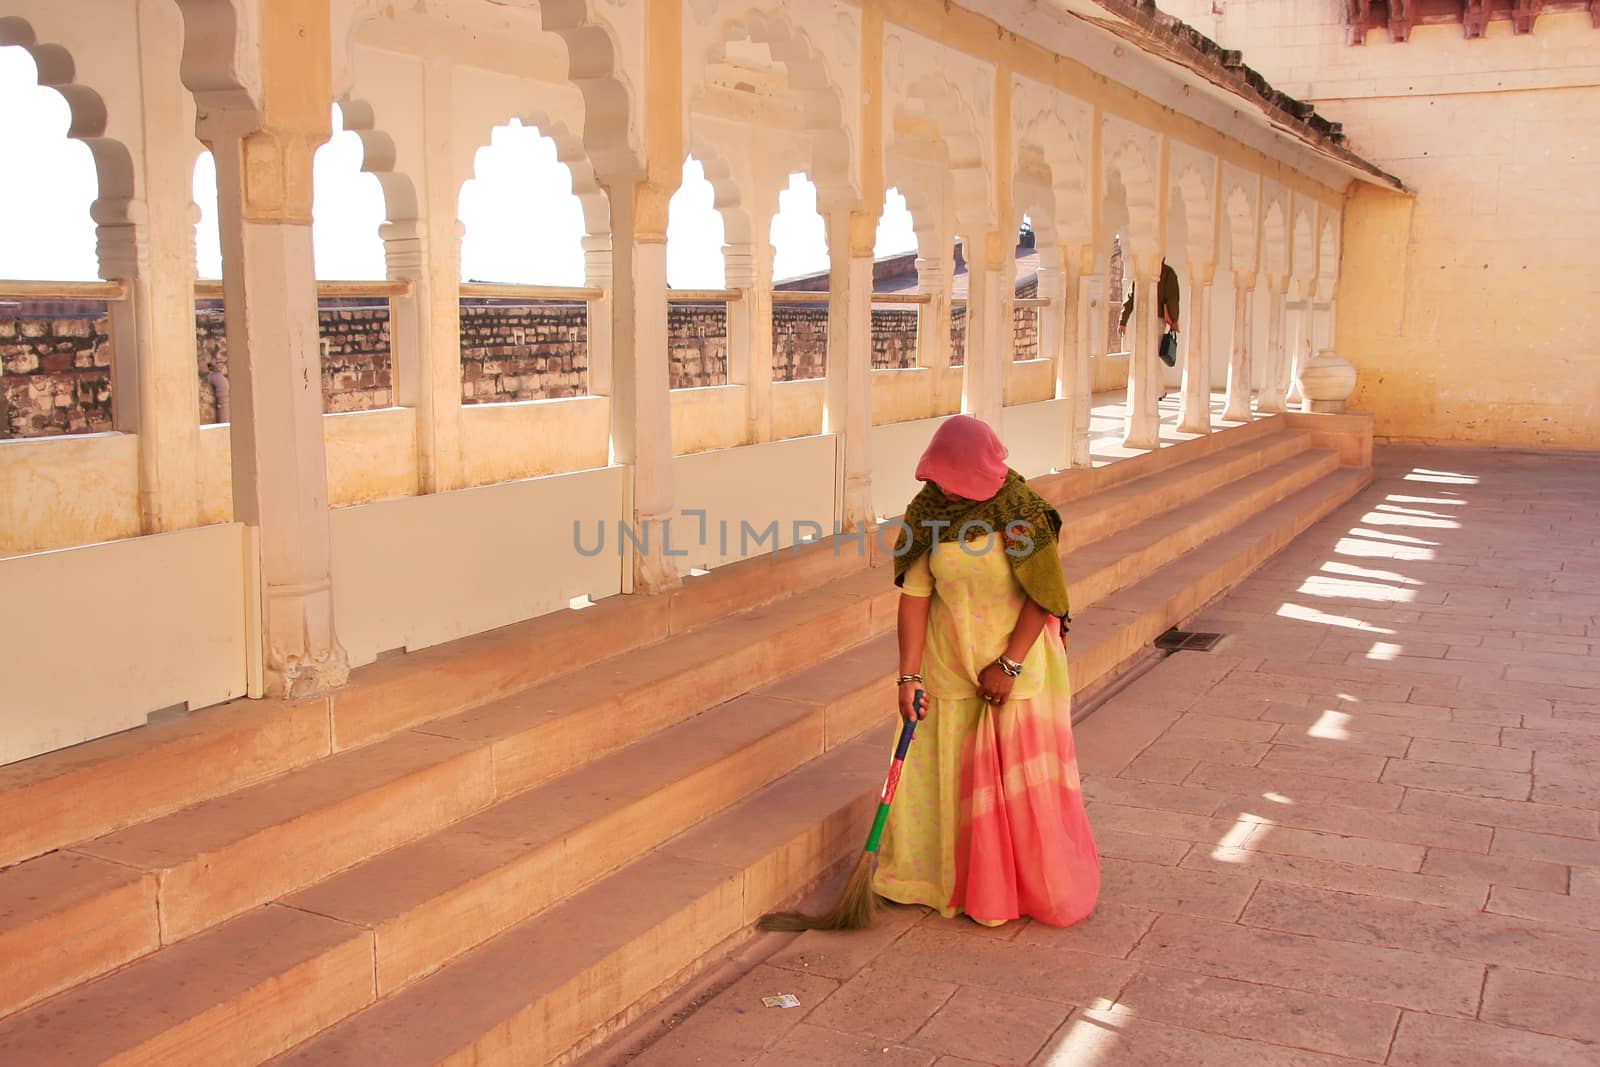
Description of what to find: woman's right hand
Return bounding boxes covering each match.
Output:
[898,683,927,723]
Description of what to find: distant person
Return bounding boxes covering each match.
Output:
[1120,260,1181,402]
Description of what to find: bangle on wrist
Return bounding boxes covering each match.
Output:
[995,655,1023,678]
[896,673,923,686]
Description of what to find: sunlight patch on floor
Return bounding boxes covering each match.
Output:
[1274,601,1396,633]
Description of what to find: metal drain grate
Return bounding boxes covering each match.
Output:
[1155,628,1226,652]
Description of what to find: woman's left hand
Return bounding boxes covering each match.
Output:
[977,663,1014,707]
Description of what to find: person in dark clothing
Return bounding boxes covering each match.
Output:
[1120,260,1181,400]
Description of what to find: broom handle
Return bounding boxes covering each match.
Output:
[863,694,921,855]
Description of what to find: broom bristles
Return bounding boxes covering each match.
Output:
[756,852,879,932]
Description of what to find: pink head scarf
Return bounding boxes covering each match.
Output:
[914,415,1010,501]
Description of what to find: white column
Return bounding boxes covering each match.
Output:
[1222,271,1254,421]
[824,211,874,531]
[962,232,1005,426]
[1258,282,1289,413]
[102,7,203,534]
[606,183,679,593]
[583,234,614,399]
[382,216,464,492]
[1122,254,1162,449]
[206,117,349,697]
[1067,254,1096,468]
[1178,266,1214,434]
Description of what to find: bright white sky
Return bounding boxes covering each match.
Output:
[1,46,920,288]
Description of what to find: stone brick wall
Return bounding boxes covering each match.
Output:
[772,304,829,382]
[0,310,113,438]
[950,305,968,367]
[459,301,587,403]
[196,299,393,422]
[668,303,729,390]
[1013,278,1040,362]
[871,309,918,370]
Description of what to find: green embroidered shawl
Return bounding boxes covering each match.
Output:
[891,469,1071,623]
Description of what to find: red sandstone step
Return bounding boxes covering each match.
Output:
[0,852,159,1019]
[72,731,496,945]
[270,727,893,1066]
[0,421,1304,874]
[281,658,885,997]
[1063,448,1340,608]
[0,905,375,1066]
[1053,427,1312,552]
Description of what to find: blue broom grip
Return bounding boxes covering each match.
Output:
[893,694,921,759]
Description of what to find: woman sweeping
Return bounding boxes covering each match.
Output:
[875,415,1100,928]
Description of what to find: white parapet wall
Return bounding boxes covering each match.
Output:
[672,434,837,570]
[1000,398,1071,480]
[0,522,254,766]
[870,414,953,522]
[331,464,627,668]
[0,433,142,557]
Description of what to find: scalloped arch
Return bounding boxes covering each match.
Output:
[696,6,857,211]
[1102,134,1158,255]
[1012,102,1090,248]
[1224,183,1257,275]
[1169,160,1215,266]
[0,17,137,213]
[891,70,990,231]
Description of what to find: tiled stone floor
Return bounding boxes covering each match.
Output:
[614,446,1600,1066]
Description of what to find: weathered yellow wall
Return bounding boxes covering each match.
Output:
[1164,0,1600,449]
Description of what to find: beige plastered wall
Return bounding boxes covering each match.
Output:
[1167,0,1600,450]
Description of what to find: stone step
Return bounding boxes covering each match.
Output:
[267,727,894,1066]
[279,654,888,998]
[72,731,497,945]
[1068,466,1372,690]
[262,468,1372,1066]
[0,422,1304,872]
[0,904,376,1066]
[0,433,1335,1020]
[1054,428,1312,553]
[1064,448,1340,609]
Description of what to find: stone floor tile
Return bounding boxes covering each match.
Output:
[1381,759,1531,800]
[1480,966,1600,1044]
[1263,704,1501,745]
[1095,857,1258,921]
[1183,846,1487,910]
[1110,965,1400,1061]
[1491,827,1600,867]
[868,926,1136,1006]
[1089,828,1192,866]
[1187,763,1404,812]
[1129,913,1484,1016]
[1029,1009,1368,1067]
[1486,885,1600,931]
[1254,745,1392,783]
[1419,847,1570,893]
[1080,777,1229,816]
[1265,725,1413,758]
[1163,715,1284,743]
[1011,902,1157,959]
[1240,881,1600,981]
[1210,796,1492,852]
[806,966,957,1043]
[1118,753,1200,785]
[907,986,1070,1067]
[632,964,842,1066]
[1234,824,1426,872]
[1404,737,1532,773]
[1084,801,1239,843]
[1387,1011,1600,1067]
[1140,737,1271,768]
[765,902,926,981]
[755,1024,937,1067]
[1401,790,1598,838]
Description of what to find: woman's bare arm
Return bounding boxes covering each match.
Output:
[897,593,932,720]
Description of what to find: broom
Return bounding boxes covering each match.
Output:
[757,698,921,932]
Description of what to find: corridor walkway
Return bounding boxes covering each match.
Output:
[605,445,1600,1067]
